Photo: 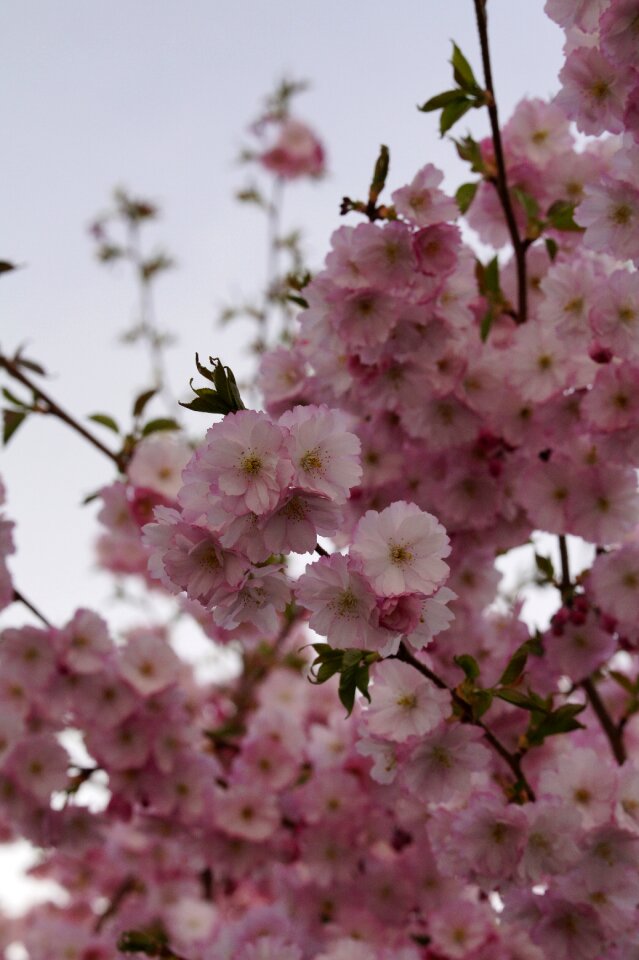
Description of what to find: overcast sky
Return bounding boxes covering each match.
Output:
[1,1,563,626]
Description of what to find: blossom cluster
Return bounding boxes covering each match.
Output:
[5,3,639,960]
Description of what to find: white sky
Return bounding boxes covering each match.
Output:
[1,1,563,626]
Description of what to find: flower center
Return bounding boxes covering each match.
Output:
[389,542,413,565]
[241,453,263,476]
[300,448,324,473]
[611,204,632,226]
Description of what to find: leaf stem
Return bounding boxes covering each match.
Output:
[472,0,528,323]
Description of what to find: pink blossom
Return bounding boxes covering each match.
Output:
[590,543,639,626]
[6,734,69,801]
[259,117,325,180]
[280,404,362,503]
[56,609,112,674]
[364,660,449,742]
[351,501,450,597]
[402,724,491,803]
[589,268,639,359]
[556,47,628,135]
[391,164,458,227]
[404,586,457,650]
[427,898,492,959]
[188,409,293,517]
[576,177,639,263]
[118,628,182,697]
[539,747,616,827]
[296,554,397,654]
[583,361,639,430]
[144,506,247,606]
[214,784,280,841]
[127,434,192,499]
[504,96,574,166]
[600,0,639,67]
[213,565,290,633]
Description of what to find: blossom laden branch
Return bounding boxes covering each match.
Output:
[472,0,528,323]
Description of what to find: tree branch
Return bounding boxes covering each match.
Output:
[0,354,126,471]
[473,0,528,323]
[397,642,535,801]
[582,676,626,766]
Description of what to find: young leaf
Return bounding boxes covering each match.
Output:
[545,237,558,261]
[454,654,480,681]
[141,418,180,436]
[88,413,120,433]
[534,553,555,582]
[453,135,485,173]
[132,388,158,419]
[546,200,584,232]
[480,306,494,343]
[440,98,472,136]
[419,89,469,112]
[455,182,478,214]
[450,42,479,92]
[369,145,390,205]
[2,409,27,444]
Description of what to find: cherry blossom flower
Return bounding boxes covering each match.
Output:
[351,501,450,597]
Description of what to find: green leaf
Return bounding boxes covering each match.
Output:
[451,42,479,92]
[2,409,27,444]
[2,387,29,409]
[453,135,485,173]
[132,388,157,418]
[546,200,584,232]
[141,417,180,436]
[495,688,549,712]
[418,89,469,112]
[440,98,472,136]
[455,181,478,214]
[499,636,542,687]
[287,294,309,309]
[369,145,390,205]
[513,187,539,223]
[480,306,494,343]
[535,553,555,583]
[470,689,493,719]
[609,670,636,694]
[88,413,120,433]
[527,702,586,746]
[484,256,500,296]
[545,237,558,261]
[454,654,480,681]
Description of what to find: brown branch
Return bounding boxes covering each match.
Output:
[12,589,52,628]
[397,642,535,801]
[582,676,626,766]
[0,353,126,471]
[558,534,571,599]
[473,0,528,323]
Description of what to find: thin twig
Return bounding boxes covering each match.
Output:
[473,0,528,323]
[558,534,571,599]
[0,354,126,471]
[556,537,627,765]
[582,677,626,765]
[397,642,535,800]
[12,589,52,628]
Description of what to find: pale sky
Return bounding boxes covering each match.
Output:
[1,1,563,628]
